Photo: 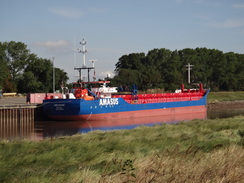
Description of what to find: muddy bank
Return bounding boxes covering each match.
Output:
[208,100,244,109]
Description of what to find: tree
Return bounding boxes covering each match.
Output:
[163,50,183,91]
[20,58,69,93]
[140,66,162,90]
[0,41,69,93]
[112,69,141,87]
[0,42,15,92]
[236,54,244,91]
[54,68,69,91]
[208,49,225,90]
[25,58,53,92]
[3,41,30,81]
[17,71,43,93]
[115,53,145,73]
[113,47,244,91]
[0,43,7,89]
[195,47,212,85]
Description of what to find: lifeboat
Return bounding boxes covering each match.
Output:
[75,88,94,100]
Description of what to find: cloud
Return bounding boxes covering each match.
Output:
[174,0,206,4]
[92,47,127,54]
[174,0,184,3]
[209,19,244,28]
[33,40,70,48]
[100,71,115,79]
[49,7,83,18]
[88,7,108,14]
[232,3,244,9]
[32,40,72,55]
[48,6,107,19]
[195,14,211,21]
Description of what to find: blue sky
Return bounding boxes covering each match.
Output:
[1,0,244,82]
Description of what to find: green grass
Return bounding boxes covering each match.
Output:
[208,91,244,103]
[0,116,244,182]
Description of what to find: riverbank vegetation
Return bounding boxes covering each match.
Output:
[207,91,244,110]
[1,116,243,182]
[208,91,244,103]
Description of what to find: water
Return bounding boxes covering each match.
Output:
[207,107,244,119]
[1,107,244,141]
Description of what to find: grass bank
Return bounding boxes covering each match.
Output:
[1,116,244,182]
[208,91,244,103]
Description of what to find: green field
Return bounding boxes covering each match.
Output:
[208,91,244,103]
[1,116,243,183]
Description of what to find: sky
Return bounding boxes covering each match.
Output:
[1,0,244,82]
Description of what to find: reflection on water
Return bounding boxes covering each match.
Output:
[0,108,35,140]
[207,107,244,119]
[0,120,35,140]
[35,111,207,139]
[1,107,244,141]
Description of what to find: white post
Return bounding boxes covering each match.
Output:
[79,39,87,67]
[90,60,97,81]
[185,63,194,84]
[89,59,97,68]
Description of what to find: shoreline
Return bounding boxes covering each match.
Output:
[207,100,244,109]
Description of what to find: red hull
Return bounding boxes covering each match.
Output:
[50,105,207,128]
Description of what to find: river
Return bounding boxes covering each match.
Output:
[1,106,244,141]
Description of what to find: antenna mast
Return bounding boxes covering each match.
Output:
[74,39,94,83]
[78,39,87,67]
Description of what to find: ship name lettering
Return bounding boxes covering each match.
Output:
[54,104,65,107]
[55,107,64,110]
[99,98,119,106]
[54,104,65,110]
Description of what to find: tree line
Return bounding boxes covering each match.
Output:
[111,47,244,91]
[1,41,243,93]
[0,41,68,93]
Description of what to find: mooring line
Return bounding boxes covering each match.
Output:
[85,112,93,131]
[86,112,93,121]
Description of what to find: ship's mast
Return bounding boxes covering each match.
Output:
[89,59,97,81]
[74,39,94,84]
[79,39,87,67]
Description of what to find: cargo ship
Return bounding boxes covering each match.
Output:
[42,40,209,130]
[42,83,208,120]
